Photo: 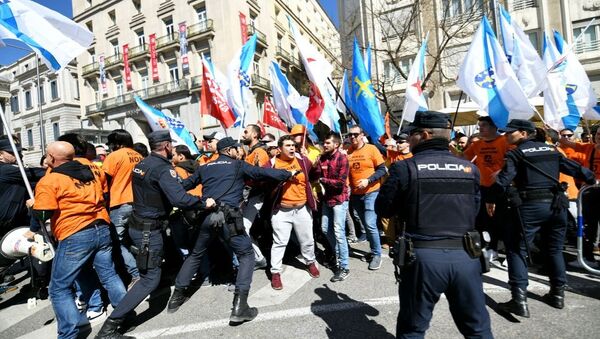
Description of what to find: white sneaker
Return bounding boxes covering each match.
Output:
[75,297,86,311]
[86,309,106,321]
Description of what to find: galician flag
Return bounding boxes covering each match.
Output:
[401,34,428,123]
[227,34,258,127]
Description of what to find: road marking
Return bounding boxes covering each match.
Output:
[248,266,313,308]
[133,296,399,338]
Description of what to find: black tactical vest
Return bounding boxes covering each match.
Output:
[513,140,561,191]
[132,155,170,218]
[405,152,478,238]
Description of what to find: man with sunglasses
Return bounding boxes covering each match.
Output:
[347,126,387,270]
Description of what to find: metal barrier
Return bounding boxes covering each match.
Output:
[576,184,600,275]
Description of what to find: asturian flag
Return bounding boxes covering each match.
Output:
[401,34,429,123]
[0,0,93,72]
[134,96,199,154]
[227,34,258,127]
[457,16,533,129]
[498,5,546,97]
[288,18,340,132]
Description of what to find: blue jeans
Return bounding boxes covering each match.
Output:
[351,191,382,256]
[110,204,139,278]
[322,201,350,269]
[50,224,126,339]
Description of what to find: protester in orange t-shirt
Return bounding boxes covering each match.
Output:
[104,129,142,280]
[266,135,319,290]
[198,131,226,165]
[30,141,125,339]
[347,126,387,270]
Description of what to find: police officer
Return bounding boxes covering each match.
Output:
[486,119,596,317]
[167,136,293,325]
[375,111,492,338]
[96,130,213,339]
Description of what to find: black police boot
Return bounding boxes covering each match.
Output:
[229,290,258,325]
[167,287,189,314]
[542,285,565,309]
[95,317,134,339]
[498,288,530,318]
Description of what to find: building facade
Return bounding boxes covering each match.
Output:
[0,54,82,166]
[72,0,341,143]
[338,0,600,127]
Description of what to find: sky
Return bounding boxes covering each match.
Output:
[0,0,339,66]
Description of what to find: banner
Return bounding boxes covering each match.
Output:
[201,57,237,128]
[99,54,106,94]
[263,96,288,132]
[179,22,189,75]
[149,33,159,82]
[123,44,132,90]
[239,12,248,44]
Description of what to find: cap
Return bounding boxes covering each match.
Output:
[290,124,306,135]
[266,140,277,148]
[147,130,172,145]
[203,131,227,141]
[406,111,451,133]
[0,137,22,153]
[261,135,275,143]
[397,133,409,142]
[384,139,397,147]
[217,137,241,151]
[503,119,535,133]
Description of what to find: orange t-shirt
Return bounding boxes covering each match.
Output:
[386,151,413,167]
[273,156,307,206]
[103,147,142,207]
[348,144,385,195]
[573,143,600,179]
[34,166,110,241]
[198,153,219,165]
[174,166,202,197]
[246,147,270,167]
[75,157,108,194]
[556,148,579,200]
[463,136,512,187]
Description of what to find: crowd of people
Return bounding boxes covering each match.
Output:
[0,112,599,338]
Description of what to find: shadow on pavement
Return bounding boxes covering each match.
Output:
[311,284,394,339]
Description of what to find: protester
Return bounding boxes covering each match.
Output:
[199,131,226,164]
[133,142,149,158]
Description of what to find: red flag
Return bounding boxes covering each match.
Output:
[256,120,266,136]
[305,82,325,124]
[379,112,391,145]
[200,59,236,128]
[263,96,288,132]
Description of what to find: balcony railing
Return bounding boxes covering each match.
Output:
[247,25,267,46]
[511,0,538,11]
[157,32,178,49]
[276,47,291,62]
[82,62,99,75]
[128,44,148,59]
[251,74,270,91]
[188,19,214,38]
[104,53,123,68]
[575,39,600,54]
[86,80,189,115]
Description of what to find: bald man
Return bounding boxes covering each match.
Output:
[29,141,126,339]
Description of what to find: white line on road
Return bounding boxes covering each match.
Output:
[248,266,313,308]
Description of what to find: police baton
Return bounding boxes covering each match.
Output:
[511,204,533,266]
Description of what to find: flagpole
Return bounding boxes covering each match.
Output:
[450,91,464,131]
[327,77,359,124]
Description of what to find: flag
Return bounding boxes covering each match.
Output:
[498,5,546,97]
[0,0,93,72]
[134,96,199,154]
[263,96,287,132]
[456,16,533,129]
[542,33,569,130]
[365,43,372,77]
[201,57,236,128]
[256,120,266,136]
[401,34,428,123]
[336,70,348,114]
[227,34,258,127]
[288,18,340,132]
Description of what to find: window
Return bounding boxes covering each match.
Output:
[116,80,124,97]
[38,84,45,105]
[169,63,179,84]
[10,95,19,112]
[574,20,600,54]
[442,0,483,18]
[108,10,116,25]
[27,129,33,147]
[25,90,32,109]
[381,6,415,39]
[111,40,120,56]
[253,59,260,76]
[50,80,59,100]
[52,122,60,141]
[136,30,145,46]
[85,21,93,33]
[277,34,282,49]
[526,30,540,54]
[249,12,257,28]
[88,48,95,63]
[132,0,141,12]
[384,58,411,85]
[86,0,92,8]
[197,7,207,29]
[164,17,175,38]
[140,71,149,91]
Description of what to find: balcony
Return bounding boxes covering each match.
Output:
[247,25,267,47]
[82,62,99,77]
[128,44,148,61]
[190,75,202,89]
[104,53,123,70]
[511,0,538,11]
[85,80,189,116]
[251,74,270,92]
[575,39,600,54]
[156,32,178,51]
[187,19,215,42]
[275,47,292,63]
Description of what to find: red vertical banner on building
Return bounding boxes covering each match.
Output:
[179,22,189,75]
[149,33,159,82]
[123,44,132,90]
[239,12,248,44]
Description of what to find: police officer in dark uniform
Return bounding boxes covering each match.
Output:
[167,136,293,325]
[96,130,213,339]
[486,119,595,317]
[375,111,492,338]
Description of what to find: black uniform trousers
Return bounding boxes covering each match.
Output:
[476,187,507,251]
[175,214,254,292]
[109,228,163,319]
[506,201,568,291]
[582,189,600,260]
[397,248,492,339]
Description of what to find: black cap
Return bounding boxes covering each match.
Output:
[203,131,226,141]
[147,130,172,145]
[217,137,241,151]
[0,137,22,153]
[406,111,451,132]
[503,119,535,133]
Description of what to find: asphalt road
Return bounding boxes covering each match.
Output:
[1,242,599,339]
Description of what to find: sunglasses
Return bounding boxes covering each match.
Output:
[348,133,361,138]
[561,134,574,138]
